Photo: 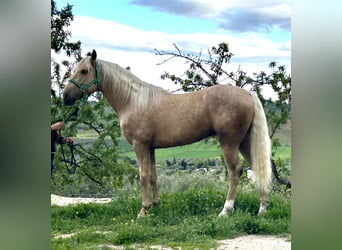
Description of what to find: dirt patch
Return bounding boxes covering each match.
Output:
[51,194,291,249]
[97,236,291,250]
[216,235,290,250]
[51,194,112,206]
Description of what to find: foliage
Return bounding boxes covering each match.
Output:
[51,0,81,58]
[51,0,136,191]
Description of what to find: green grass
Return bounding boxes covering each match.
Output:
[273,145,291,161]
[51,186,290,249]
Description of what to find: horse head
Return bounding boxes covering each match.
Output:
[63,49,99,105]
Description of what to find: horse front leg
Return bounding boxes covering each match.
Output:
[150,149,160,206]
[133,141,152,218]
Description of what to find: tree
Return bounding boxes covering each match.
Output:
[50,0,137,194]
[51,0,81,58]
[155,43,291,188]
[51,0,81,121]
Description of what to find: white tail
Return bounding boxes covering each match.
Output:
[250,94,272,193]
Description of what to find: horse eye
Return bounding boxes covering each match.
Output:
[81,69,88,75]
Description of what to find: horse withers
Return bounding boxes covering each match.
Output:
[63,50,272,218]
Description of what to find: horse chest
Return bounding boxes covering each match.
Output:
[119,116,154,144]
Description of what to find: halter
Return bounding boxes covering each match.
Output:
[69,61,100,100]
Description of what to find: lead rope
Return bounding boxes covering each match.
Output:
[59,131,77,174]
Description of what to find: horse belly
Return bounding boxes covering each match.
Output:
[152,115,214,148]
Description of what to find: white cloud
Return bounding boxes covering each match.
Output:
[130,0,291,32]
[58,15,290,98]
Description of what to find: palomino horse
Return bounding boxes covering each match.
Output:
[63,50,272,218]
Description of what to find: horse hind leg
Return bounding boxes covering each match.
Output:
[239,134,269,216]
[218,144,242,217]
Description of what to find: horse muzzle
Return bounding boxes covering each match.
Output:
[63,92,78,106]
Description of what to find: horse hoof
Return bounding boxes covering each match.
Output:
[257,211,267,217]
[137,213,145,219]
[151,199,160,207]
[218,208,233,217]
[137,211,147,219]
[137,206,149,219]
[218,212,228,217]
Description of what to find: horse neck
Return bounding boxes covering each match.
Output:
[97,60,168,116]
[97,60,128,115]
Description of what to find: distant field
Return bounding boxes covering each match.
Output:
[121,140,223,163]
[273,121,291,145]
[120,121,291,163]
[76,121,291,164]
[121,139,290,164]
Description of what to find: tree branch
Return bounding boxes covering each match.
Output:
[82,121,103,134]
[271,158,291,188]
[155,44,213,81]
[80,170,103,186]
[74,144,103,164]
[270,121,281,139]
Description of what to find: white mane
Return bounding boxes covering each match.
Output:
[96,59,167,109]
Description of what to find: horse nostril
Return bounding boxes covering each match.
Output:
[63,93,75,106]
[63,93,68,103]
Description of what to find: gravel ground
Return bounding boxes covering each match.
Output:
[51,194,291,249]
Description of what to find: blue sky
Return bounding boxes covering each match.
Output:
[55,0,216,34]
[53,0,291,96]
[55,0,290,40]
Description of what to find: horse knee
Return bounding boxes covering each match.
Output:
[140,173,150,186]
[149,172,157,183]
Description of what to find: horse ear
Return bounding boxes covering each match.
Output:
[91,49,97,61]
